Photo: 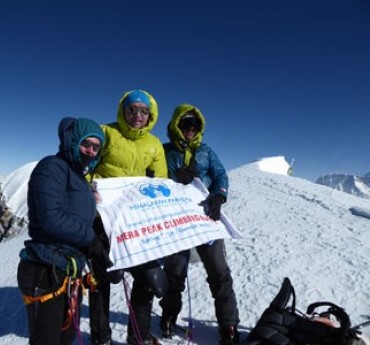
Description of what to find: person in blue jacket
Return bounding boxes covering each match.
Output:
[17,117,113,345]
[159,104,240,345]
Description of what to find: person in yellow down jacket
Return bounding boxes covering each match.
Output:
[88,90,167,345]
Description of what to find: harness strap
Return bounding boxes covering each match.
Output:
[22,257,82,305]
[84,272,98,292]
[23,276,70,305]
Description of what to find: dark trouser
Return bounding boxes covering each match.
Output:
[89,263,163,343]
[89,218,113,344]
[89,218,167,343]
[89,278,112,343]
[160,239,240,328]
[17,260,80,345]
[126,265,155,341]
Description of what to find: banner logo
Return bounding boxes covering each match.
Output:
[139,182,171,199]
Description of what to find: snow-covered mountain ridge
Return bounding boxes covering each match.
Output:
[316,173,370,199]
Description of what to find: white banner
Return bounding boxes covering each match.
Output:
[95,177,242,270]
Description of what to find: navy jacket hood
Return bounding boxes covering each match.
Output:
[58,117,105,174]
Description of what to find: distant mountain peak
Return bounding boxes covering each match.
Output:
[316,173,370,199]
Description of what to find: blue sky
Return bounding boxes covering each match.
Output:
[1,0,369,181]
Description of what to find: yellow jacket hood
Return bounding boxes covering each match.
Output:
[90,90,167,179]
[117,90,158,141]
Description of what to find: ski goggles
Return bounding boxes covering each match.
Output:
[125,106,150,116]
[80,139,101,152]
[179,116,201,131]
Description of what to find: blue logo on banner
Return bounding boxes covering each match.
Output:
[139,183,171,199]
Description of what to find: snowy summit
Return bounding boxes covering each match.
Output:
[1,156,370,344]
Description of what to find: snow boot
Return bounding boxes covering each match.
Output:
[219,325,240,345]
[160,316,176,339]
[127,334,161,345]
[91,337,112,345]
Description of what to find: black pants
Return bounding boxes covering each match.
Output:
[88,218,112,344]
[17,260,81,345]
[89,262,162,343]
[89,218,166,343]
[160,239,240,328]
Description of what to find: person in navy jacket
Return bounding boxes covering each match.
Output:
[17,117,112,345]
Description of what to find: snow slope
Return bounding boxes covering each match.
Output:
[1,161,38,219]
[1,156,370,344]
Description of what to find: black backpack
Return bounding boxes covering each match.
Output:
[245,277,362,345]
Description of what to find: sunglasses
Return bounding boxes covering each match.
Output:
[179,117,201,131]
[80,139,101,152]
[125,106,150,116]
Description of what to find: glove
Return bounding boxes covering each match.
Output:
[200,194,224,221]
[128,261,168,298]
[82,236,113,270]
[143,264,168,298]
[108,269,125,284]
[175,162,198,185]
[146,168,155,178]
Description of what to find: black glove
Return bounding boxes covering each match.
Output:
[144,265,167,298]
[108,269,125,284]
[146,168,155,178]
[200,194,224,221]
[129,261,168,298]
[82,236,113,270]
[175,161,197,185]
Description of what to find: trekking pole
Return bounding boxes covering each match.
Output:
[185,263,194,345]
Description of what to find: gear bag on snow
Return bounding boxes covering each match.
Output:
[245,277,362,345]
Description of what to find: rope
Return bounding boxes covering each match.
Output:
[62,276,84,345]
[61,257,85,342]
[123,276,143,345]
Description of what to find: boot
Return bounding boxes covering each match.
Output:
[91,337,112,345]
[219,325,240,345]
[127,333,161,345]
[160,316,176,339]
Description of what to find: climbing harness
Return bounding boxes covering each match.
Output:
[22,275,71,305]
[21,257,89,338]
